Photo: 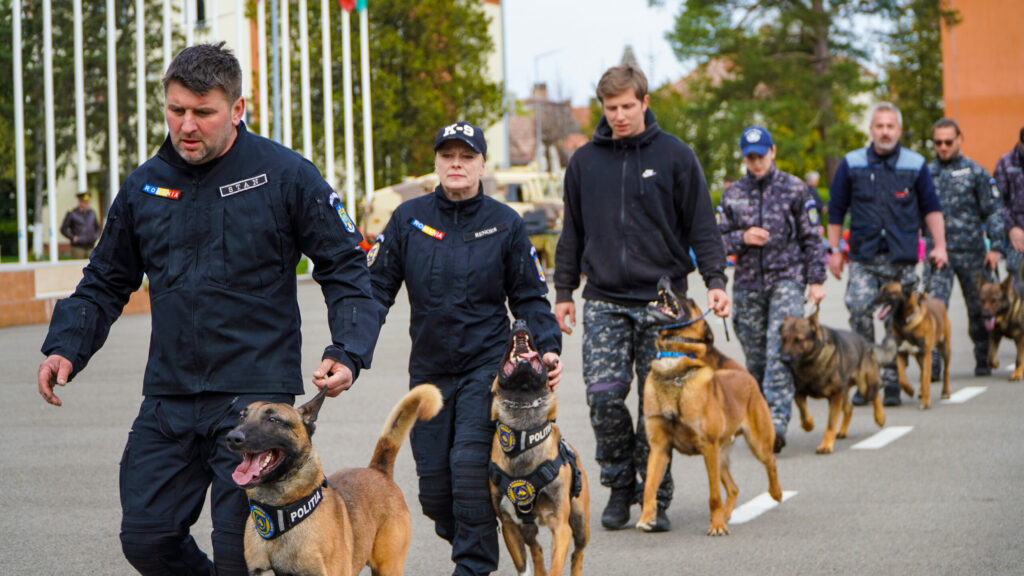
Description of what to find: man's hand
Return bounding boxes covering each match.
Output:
[1010,227,1024,253]
[807,283,826,306]
[312,359,354,397]
[38,354,73,407]
[929,245,948,270]
[555,301,576,335]
[543,352,562,392]
[828,251,845,280]
[708,288,730,318]
[985,250,1001,271]
[742,227,770,247]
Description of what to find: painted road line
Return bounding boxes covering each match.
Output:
[941,386,987,404]
[851,426,913,450]
[730,490,797,524]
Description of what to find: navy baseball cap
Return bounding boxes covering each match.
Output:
[740,126,774,157]
[434,121,487,157]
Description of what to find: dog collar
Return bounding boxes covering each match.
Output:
[247,479,328,540]
[655,351,698,359]
[497,420,553,457]
[501,397,546,410]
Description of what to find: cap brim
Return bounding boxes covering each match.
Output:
[435,134,484,156]
[741,144,772,157]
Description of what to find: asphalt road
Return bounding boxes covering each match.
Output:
[2,269,1023,575]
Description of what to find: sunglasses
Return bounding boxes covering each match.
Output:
[933,139,956,147]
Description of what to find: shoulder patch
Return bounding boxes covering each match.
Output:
[327,191,356,233]
[530,245,546,282]
[990,177,1001,199]
[366,240,381,267]
[804,200,820,226]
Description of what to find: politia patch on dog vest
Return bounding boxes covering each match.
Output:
[507,479,537,507]
[248,480,327,540]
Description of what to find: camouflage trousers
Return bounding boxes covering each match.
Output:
[1007,249,1023,275]
[582,299,672,506]
[733,280,804,430]
[845,254,918,395]
[923,250,996,363]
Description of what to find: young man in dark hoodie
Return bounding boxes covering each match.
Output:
[553,64,729,532]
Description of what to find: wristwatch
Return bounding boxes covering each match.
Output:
[827,246,842,254]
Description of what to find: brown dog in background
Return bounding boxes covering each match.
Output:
[636,277,782,536]
[780,309,887,454]
[979,275,1024,381]
[873,280,951,409]
[226,384,442,576]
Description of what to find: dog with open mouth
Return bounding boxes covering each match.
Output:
[979,275,1024,381]
[226,384,442,576]
[636,276,781,536]
[489,319,590,576]
[872,280,951,408]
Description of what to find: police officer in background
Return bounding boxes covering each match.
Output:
[828,102,948,406]
[369,121,562,576]
[36,43,382,575]
[923,118,1003,376]
[718,126,826,452]
[996,128,1024,280]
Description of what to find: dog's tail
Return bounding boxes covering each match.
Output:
[370,383,444,478]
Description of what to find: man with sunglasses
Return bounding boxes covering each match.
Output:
[996,128,1024,282]
[923,118,1004,376]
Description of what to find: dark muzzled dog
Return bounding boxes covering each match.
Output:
[637,276,782,536]
[780,308,886,454]
[873,280,952,409]
[489,319,590,576]
[979,275,1024,381]
[226,384,443,576]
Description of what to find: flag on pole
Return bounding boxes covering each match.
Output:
[338,0,366,12]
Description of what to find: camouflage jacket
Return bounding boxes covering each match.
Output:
[717,167,826,291]
[995,146,1024,234]
[926,153,1004,253]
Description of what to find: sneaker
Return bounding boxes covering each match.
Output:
[851,390,868,406]
[601,486,634,530]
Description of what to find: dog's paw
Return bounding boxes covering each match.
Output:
[991,359,1000,369]
[800,418,814,432]
[635,520,654,532]
[941,392,950,400]
[706,523,729,536]
[815,444,834,455]
[1011,372,1023,382]
[918,401,930,410]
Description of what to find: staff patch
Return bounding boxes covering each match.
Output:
[463,223,508,242]
[220,174,268,197]
[950,168,971,178]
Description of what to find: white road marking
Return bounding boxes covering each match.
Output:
[730,490,797,524]
[941,386,987,404]
[851,426,913,450]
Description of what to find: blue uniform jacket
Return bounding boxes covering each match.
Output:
[42,123,382,395]
[369,186,561,378]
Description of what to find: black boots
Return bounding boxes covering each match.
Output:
[601,486,634,530]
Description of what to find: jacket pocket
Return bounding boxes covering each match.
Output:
[207,186,285,294]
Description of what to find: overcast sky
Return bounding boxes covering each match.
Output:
[503,0,686,106]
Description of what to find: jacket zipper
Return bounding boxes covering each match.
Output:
[620,152,628,274]
[190,176,205,390]
[758,180,766,285]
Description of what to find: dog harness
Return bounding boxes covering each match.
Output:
[489,439,583,523]
[247,479,328,540]
[496,420,553,458]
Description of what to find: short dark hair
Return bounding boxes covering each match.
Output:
[933,117,961,136]
[162,42,242,102]
[596,64,648,103]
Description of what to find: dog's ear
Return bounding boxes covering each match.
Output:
[900,277,918,297]
[298,386,329,438]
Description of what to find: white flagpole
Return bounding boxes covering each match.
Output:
[321,0,334,187]
[13,0,27,263]
[185,0,195,45]
[74,0,87,194]
[359,8,374,205]
[163,0,171,72]
[298,0,312,160]
[281,0,291,147]
[341,8,355,222]
[236,0,245,96]
[108,0,120,203]
[258,0,269,137]
[136,0,147,166]
[43,0,57,262]
[209,0,218,39]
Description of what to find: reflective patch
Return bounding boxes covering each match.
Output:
[409,218,445,240]
[141,184,181,200]
[641,168,657,179]
[507,479,536,507]
[219,174,268,197]
[366,241,381,267]
[251,505,275,540]
[531,245,546,282]
[805,200,820,226]
[498,423,516,453]
[327,192,356,233]
[991,178,1000,199]
[950,167,971,178]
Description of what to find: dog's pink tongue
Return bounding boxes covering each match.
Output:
[985,318,995,331]
[877,305,891,320]
[232,452,264,486]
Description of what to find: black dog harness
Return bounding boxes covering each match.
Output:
[247,479,328,540]
[489,439,583,523]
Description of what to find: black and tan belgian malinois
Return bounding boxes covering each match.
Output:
[489,319,590,576]
[637,277,782,536]
[226,384,442,576]
[780,309,887,454]
[873,280,952,409]
[979,275,1024,381]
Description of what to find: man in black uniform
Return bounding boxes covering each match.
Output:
[369,121,562,575]
[36,43,381,575]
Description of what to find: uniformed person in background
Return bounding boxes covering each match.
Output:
[996,128,1024,281]
[828,102,948,406]
[60,191,101,259]
[368,121,562,576]
[923,118,1003,376]
[718,126,826,452]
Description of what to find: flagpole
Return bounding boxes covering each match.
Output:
[13,0,27,263]
[258,0,269,137]
[74,0,87,195]
[107,0,120,204]
[360,7,374,206]
[209,0,218,39]
[281,0,292,148]
[341,7,355,222]
[298,0,312,160]
[43,0,58,261]
[235,0,245,96]
[163,0,171,71]
[136,0,147,166]
[321,0,335,188]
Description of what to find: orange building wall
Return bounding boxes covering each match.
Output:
[941,0,1024,172]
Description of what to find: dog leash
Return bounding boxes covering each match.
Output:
[657,309,713,331]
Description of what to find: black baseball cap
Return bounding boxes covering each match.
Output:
[434,121,487,157]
